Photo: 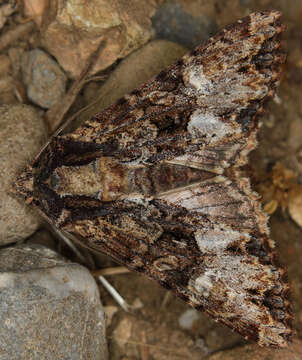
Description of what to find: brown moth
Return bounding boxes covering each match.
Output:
[14,10,292,347]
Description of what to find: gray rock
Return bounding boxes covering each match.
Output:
[152,2,217,48]
[22,49,67,109]
[0,244,108,360]
[0,104,47,245]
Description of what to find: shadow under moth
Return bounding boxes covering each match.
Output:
[15,10,292,347]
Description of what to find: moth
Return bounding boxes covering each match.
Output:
[15,10,292,347]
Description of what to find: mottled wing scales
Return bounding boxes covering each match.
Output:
[14,10,292,348]
[158,181,254,226]
[64,175,291,347]
[64,11,283,170]
[186,228,290,347]
[64,178,291,347]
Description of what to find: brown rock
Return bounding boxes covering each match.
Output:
[7,47,25,77]
[0,75,16,104]
[0,54,11,75]
[0,104,47,245]
[28,0,159,79]
[0,2,16,30]
[23,0,47,27]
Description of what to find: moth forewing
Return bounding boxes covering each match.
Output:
[15,10,292,347]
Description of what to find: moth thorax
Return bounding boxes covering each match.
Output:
[48,157,216,201]
[48,157,128,201]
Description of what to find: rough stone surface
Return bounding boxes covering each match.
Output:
[0,244,108,360]
[0,75,16,104]
[0,54,11,75]
[0,104,47,245]
[30,0,160,79]
[0,2,15,30]
[0,54,13,104]
[21,49,67,109]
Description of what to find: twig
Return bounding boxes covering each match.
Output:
[98,276,131,312]
[85,75,106,83]
[140,330,150,360]
[92,266,130,277]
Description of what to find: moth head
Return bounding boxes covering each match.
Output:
[13,165,35,204]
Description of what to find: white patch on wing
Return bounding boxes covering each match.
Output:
[184,65,214,94]
[195,229,250,254]
[190,273,213,298]
[189,255,278,303]
[187,110,240,140]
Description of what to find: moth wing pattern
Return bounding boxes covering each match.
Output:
[64,180,291,348]
[62,11,284,171]
[15,10,292,347]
